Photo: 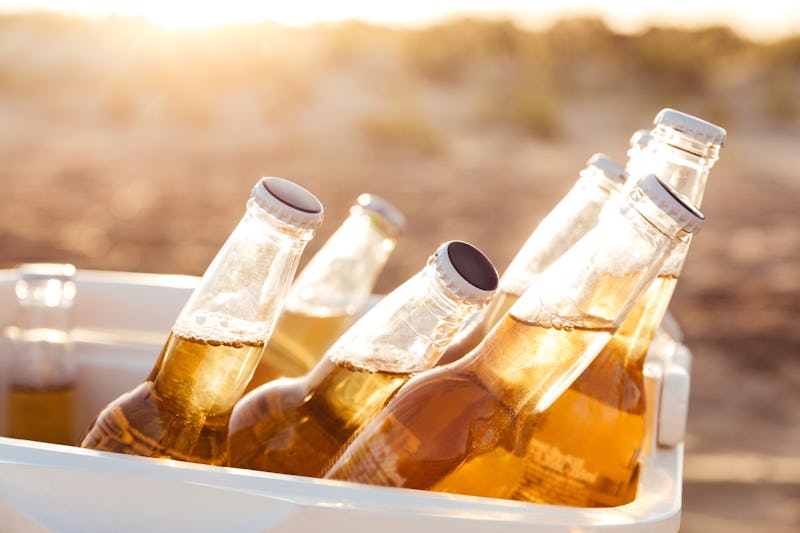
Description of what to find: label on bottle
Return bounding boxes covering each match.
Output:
[330,418,421,486]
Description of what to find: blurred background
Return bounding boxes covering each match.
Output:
[0,1,798,531]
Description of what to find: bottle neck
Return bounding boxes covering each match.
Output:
[286,210,397,317]
[327,265,482,374]
[629,128,718,208]
[176,199,312,338]
[500,172,621,295]
[614,127,719,369]
[154,198,313,410]
[512,193,686,332]
[611,273,679,369]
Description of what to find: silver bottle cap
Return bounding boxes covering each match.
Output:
[654,108,727,147]
[629,129,652,150]
[251,177,324,231]
[353,193,406,236]
[433,241,498,305]
[586,153,627,185]
[636,174,705,234]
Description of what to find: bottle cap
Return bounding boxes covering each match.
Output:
[635,174,705,234]
[586,153,627,185]
[654,109,727,148]
[629,129,652,150]
[433,241,498,305]
[251,177,324,231]
[354,193,406,236]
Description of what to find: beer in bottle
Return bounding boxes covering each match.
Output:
[325,175,704,500]
[6,263,76,445]
[227,241,497,476]
[80,177,323,465]
[438,153,627,364]
[246,194,404,390]
[458,110,724,507]
[502,109,723,505]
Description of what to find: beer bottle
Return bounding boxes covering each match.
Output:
[227,241,497,477]
[625,128,652,176]
[325,174,704,499]
[246,193,405,391]
[438,153,627,365]
[627,126,685,344]
[470,110,725,507]
[6,263,76,445]
[80,177,323,465]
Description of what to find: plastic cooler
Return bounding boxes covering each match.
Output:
[0,269,690,532]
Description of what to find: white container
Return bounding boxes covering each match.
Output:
[0,269,686,532]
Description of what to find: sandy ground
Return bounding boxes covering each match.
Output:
[0,17,799,531]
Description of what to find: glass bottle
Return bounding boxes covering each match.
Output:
[80,177,323,465]
[6,263,76,445]
[227,241,498,477]
[325,174,704,500]
[627,127,684,344]
[438,153,627,365]
[625,128,652,176]
[490,109,726,507]
[246,193,405,391]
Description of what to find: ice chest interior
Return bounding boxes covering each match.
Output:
[0,269,688,532]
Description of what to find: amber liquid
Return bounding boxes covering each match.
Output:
[245,311,353,392]
[437,291,520,365]
[326,314,615,492]
[433,275,678,507]
[229,357,410,476]
[8,385,75,445]
[80,332,263,465]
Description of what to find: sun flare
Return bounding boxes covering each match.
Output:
[139,4,315,29]
[2,0,798,39]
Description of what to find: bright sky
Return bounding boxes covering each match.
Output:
[2,0,799,41]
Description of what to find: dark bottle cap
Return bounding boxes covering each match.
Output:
[433,241,498,304]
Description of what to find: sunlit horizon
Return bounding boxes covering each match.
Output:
[1,0,800,41]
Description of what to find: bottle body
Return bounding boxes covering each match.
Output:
[82,327,266,464]
[81,179,322,465]
[229,357,411,476]
[326,313,615,493]
[8,385,74,444]
[326,177,699,494]
[495,111,723,506]
[228,241,497,476]
[7,264,76,445]
[505,273,677,506]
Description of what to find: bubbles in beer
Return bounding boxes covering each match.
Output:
[228,357,410,476]
[245,310,353,391]
[81,313,266,465]
[326,315,615,489]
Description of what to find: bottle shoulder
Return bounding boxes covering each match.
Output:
[229,376,309,432]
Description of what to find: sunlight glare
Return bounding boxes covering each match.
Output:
[1,0,798,40]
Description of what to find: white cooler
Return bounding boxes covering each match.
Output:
[0,269,690,532]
